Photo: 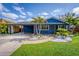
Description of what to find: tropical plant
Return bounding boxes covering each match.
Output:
[31,16,46,34]
[61,12,79,34]
[62,13,77,25]
[0,24,8,34]
[56,28,70,36]
[31,16,46,23]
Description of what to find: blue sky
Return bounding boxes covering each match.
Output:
[0,3,79,22]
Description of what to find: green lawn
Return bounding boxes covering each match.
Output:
[11,36,79,56]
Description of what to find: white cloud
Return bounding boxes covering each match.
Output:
[2,12,19,19]
[38,12,49,19]
[26,12,33,16]
[19,15,26,19]
[0,4,4,11]
[51,8,63,18]
[17,19,25,22]
[26,18,33,22]
[17,18,32,22]
[3,18,16,23]
[0,3,10,12]
[13,6,26,15]
[72,7,79,14]
[39,12,49,16]
[53,9,62,13]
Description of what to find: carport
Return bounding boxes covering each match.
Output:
[23,25,34,34]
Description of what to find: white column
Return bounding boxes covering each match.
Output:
[21,25,23,33]
[38,24,40,34]
[35,24,38,34]
[66,25,68,29]
[58,25,60,28]
[34,25,35,34]
[37,24,39,34]
[54,25,55,33]
[11,25,14,33]
[8,25,10,34]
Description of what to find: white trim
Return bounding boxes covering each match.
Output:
[39,24,49,30]
[1,23,67,25]
[58,25,60,28]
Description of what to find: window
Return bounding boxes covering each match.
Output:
[58,25,65,28]
[40,24,49,30]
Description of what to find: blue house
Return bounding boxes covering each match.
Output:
[7,17,69,34]
[22,17,69,34]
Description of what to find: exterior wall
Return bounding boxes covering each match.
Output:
[23,25,34,33]
[13,25,21,33]
[40,30,54,34]
[40,25,55,34]
[22,24,69,34]
[40,24,69,34]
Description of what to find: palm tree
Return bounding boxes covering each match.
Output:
[31,16,46,23]
[61,12,79,34]
[31,16,46,34]
[64,13,77,25]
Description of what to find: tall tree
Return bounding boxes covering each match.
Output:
[31,16,46,34]
[61,12,79,33]
[63,13,77,25]
[31,16,46,23]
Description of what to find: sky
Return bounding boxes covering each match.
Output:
[0,3,79,22]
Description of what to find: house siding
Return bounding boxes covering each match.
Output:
[23,25,34,33]
[22,18,69,34]
[40,30,54,34]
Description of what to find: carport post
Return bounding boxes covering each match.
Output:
[34,25,36,34]
[21,25,23,33]
[9,25,14,34]
[36,24,39,34]
[38,24,41,34]
[8,25,11,34]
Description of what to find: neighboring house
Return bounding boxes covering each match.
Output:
[7,17,69,34]
[0,19,21,34]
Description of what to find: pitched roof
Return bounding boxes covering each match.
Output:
[0,18,16,24]
[47,17,66,24]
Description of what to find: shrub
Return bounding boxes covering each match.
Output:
[56,28,70,36]
[0,24,8,34]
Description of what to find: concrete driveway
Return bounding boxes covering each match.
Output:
[0,33,51,56]
[0,41,22,56]
[0,33,28,56]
